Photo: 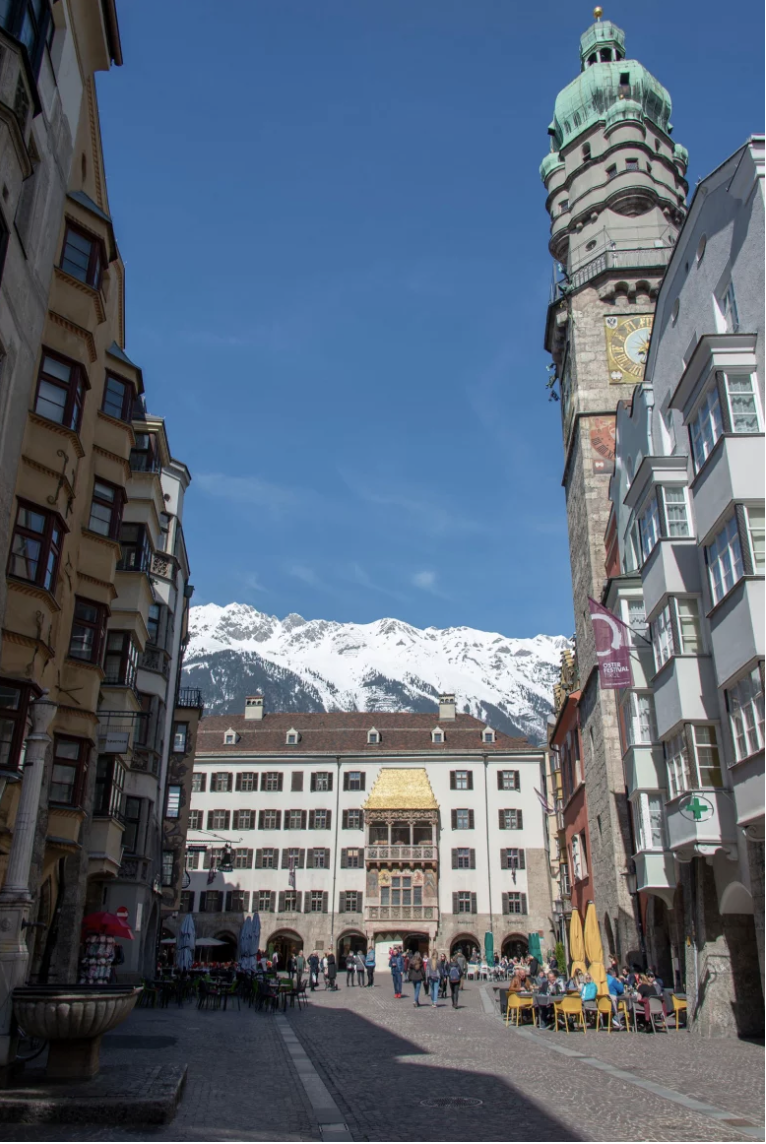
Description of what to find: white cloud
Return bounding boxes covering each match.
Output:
[412,570,437,590]
[286,563,322,588]
[240,572,268,593]
[195,472,298,516]
[348,563,410,602]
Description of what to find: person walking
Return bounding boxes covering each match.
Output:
[389,946,404,998]
[346,952,356,987]
[321,953,329,988]
[327,952,338,990]
[448,957,462,1008]
[438,953,448,998]
[426,952,441,1007]
[408,951,426,1007]
[296,949,306,982]
[355,950,366,987]
[308,951,319,991]
[365,947,376,987]
[455,949,467,990]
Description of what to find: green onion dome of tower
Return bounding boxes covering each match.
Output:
[540,8,680,179]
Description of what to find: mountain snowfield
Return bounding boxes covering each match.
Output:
[182,603,569,744]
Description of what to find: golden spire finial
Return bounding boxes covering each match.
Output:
[593,6,603,19]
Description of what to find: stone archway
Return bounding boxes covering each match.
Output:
[501,933,529,959]
[266,929,303,965]
[450,933,479,958]
[337,930,367,963]
[403,932,430,956]
[211,930,238,963]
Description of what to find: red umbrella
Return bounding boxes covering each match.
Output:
[81,911,134,939]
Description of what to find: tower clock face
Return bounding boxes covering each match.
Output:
[604,314,653,383]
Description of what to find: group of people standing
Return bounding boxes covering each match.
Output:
[389,947,466,1009]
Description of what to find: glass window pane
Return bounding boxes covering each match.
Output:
[36,380,67,423]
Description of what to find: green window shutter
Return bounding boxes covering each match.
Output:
[452,892,458,913]
[502,893,508,915]
[255,849,263,868]
[470,892,477,913]
[322,892,328,914]
[340,849,347,868]
[278,892,286,912]
[470,849,476,869]
[467,773,473,790]
[468,810,475,829]
[451,809,457,828]
[450,772,456,790]
[451,848,457,869]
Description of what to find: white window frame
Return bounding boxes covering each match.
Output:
[722,372,761,434]
[367,729,379,744]
[483,729,495,743]
[665,731,691,798]
[634,792,665,851]
[676,597,702,655]
[639,495,661,560]
[623,691,657,746]
[689,386,723,471]
[706,515,744,605]
[455,770,469,790]
[286,729,299,745]
[431,727,444,743]
[665,724,723,796]
[662,486,691,538]
[726,664,765,762]
[718,281,739,333]
[570,833,582,881]
[743,504,765,575]
[652,604,674,671]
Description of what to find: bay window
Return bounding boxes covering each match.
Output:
[8,502,63,591]
[639,495,660,560]
[60,223,105,289]
[652,598,702,670]
[652,604,674,671]
[665,732,691,799]
[68,598,107,665]
[102,374,133,422]
[123,796,142,853]
[0,0,54,76]
[49,736,89,805]
[742,505,764,574]
[117,523,152,572]
[690,387,723,471]
[706,516,744,604]
[87,479,124,540]
[623,691,657,746]
[721,373,761,433]
[634,793,665,851]
[726,665,764,761]
[676,599,702,654]
[93,754,125,819]
[34,351,86,433]
[665,725,723,797]
[663,487,691,537]
[0,681,31,775]
[103,630,138,688]
[129,433,158,473]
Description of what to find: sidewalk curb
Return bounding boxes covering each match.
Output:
[275,1015,353,1142]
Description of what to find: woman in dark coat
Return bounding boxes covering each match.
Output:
[408,952,426,1007]
[326,952,338,990]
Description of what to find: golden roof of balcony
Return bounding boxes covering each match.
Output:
[363,768,438,811]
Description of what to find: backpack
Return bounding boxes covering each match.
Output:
[449,965,461,983]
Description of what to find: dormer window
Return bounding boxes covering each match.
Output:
[431,728,444,744]
[483,729,496,744]
[223,729,238,745]
[367,729,380,745]
[286,729,300,745]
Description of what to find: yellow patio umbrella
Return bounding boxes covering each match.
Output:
[568,909,587,979]
[584,901,608,996]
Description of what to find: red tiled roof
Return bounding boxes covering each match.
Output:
[195,710,531,755]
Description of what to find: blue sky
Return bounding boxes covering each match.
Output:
[97,0,763,638]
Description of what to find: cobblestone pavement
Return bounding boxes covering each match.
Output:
[1,980,763,1141]
[285,978,765,1142]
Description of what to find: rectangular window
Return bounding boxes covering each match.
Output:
[662,487,690,538]
[625,157,639,171]
[676,598,701,654]
[179,890,195,913]
[291,771,304,791]
[635,793,664,851]
[186,848,202,871]
[188,810,202,830]
[34,351,86,433]
[199,891,224,913]
[451,770,472,791]
[236,771,255,792]
[720,282,739,333]
[743,505,765,574]
[256,891,274,912]
[146,604,161,645]
[311,848,327,869]
[706,516,744,605]
[627,599,648,644]
[208,809,230,830]
[309,891,327,913]
[233,848,253,870]
[499,809,523,830]
[623,691,657,746]
[101,374,133,422]
[129,432,158,473]
[503,892,527,915]
[455,847,472,870]
[501,848,526,870]
[0,682,30,774]
[727,665,765,761]
[87,479,124,541]
[117,523,152,573]
[665,726,723,796]
[639,495,661,560]
[311,772,332,792]
[665,731,691,798]
[286,810,305,830]
[722,373,761,433]
[454,809,472,830]
[235,809,254,830]
[103,630,139,689]
[211,772,232,793]
[68,598,106,665]
[191,772,206,793]
[161,851,174,887]
[455,891,476,914]
[260,849,276,869]
[123,797,142,853]
[228,890,250,912]
[652,604,674,671]
[50,736,89,809]
[262,772,283,792]
[498,770,520,791]
[9,502,63,591]
[343,809,363,829]
[259,810,281,830]
[571,833,583,881]
[309,809,329,830]
[340,892,361,912]
[690,387,723,471]
[693,725,723,788]
[166,785,181,819]
[606,164,617,179]
[343,848,362,869]
[93,754,125,819]
[344,771,363,791]
[61,223,103,287]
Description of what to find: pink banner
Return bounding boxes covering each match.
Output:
[588,597,633,690]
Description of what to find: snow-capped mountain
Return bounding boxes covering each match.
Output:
[182,603,569,745]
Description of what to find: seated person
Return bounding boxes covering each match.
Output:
[534,970,566,1028]
[580,973,598,1002]
[606,967,626,1028]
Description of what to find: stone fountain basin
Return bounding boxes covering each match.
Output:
[12,985,142,1079]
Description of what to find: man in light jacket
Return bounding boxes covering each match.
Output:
[355,950,366,987]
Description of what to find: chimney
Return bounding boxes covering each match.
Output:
[244,695,264,720]
[438,693,456,721]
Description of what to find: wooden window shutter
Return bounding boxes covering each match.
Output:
[258,811,264,830]
[226,773,233,790]
[327,773,333,791]
[232,811,239,830]
[225,891,232,911]
[292,771,303,791]
[360,773,366,790]
[224,811,230,829]
[199,774,206,792]
[326,810,332,829]
[359,847,364,863]
[521,893,528,913]
[451,809,457,829]
[340,849,347,868]
[235,773,242,791]
[281,849,289,869]
[342,810,349,828]
[298,849,305,868]
[310,774,317,792]
[470,892,477,913]
[517,809,523,830]
[186,891,195,911]
[468,809,475,829]
[452,892,458,913]
[339,892,345,913]
[470,849,476,869]
[324,848,330,865]
[207,811,215,829]
[358,892,363,911]
[451,848,458,869]
[502,893,508,915]
[278,773,284,791]
[275,811,282,829]
[500,849,508,869]
[300,810,307,830]
[467,773,473,791]
[260,773,268,791]
[245,849,253,868]
[269,892,276,912]
[308,810,315,829]
[449,771,456,790]
[255,849,263,868]
[498,809,505,829]
[295,892,302,913]
[519,850,526,869]
[322,891,328,913]
[343,773,350,791]
[497,772,503,790]
[306,849,314,868]
[514,771,520,791]
[278,891,286,912]
[210,774,217,792]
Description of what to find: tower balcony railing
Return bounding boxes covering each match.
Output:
[549,243,673,302]
[366,844,437,863]
[366,905,436,921]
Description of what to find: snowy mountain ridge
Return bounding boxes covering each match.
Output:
[182,603,569,744]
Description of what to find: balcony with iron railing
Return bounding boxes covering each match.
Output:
[549,242,673,304]
[139,645,170,679]
[176,687,204,710]
[365,844,438,863]
[366,905,437,921]
[96,710,148,755]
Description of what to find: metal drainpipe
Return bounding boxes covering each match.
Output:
[329,756,342,952]
[483,754,494,956]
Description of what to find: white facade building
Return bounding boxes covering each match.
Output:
[175,696,554,966]
[608,136,764,1034]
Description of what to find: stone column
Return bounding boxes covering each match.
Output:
[0,692,57,1066]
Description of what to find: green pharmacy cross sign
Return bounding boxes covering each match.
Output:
[679,794,715,823]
